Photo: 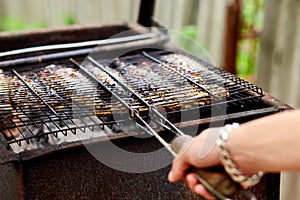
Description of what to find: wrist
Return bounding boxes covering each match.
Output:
[216,123,264,188]
[192,128,223,168]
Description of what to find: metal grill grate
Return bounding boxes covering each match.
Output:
[0,50,264,152]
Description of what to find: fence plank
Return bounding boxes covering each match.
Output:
[130,0,140,22]
[170,0,187,30]
[74,0,103,25]
[196,0,227,66]
[154,0,174,28]
[258,0,300,107]
[289,17,300,107]
[256,0,281,91]
[257,1,300,198]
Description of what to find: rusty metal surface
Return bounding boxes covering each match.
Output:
[0,23,129,52]
[0,91,284,199]
[0,23,150,61]
[0,135,280,200]
[261,92,294,110]
[21,136,201,200]
[0,162,24,200]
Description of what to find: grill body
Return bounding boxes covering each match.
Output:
[0,23,292,200]
[0,131,281,200]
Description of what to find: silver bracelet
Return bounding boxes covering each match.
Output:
[216,123,264,188]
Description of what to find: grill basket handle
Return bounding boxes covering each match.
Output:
[171,135,241,200]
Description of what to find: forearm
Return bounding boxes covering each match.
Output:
[228,109,300,174]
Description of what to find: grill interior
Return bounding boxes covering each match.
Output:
[0,50,267,153]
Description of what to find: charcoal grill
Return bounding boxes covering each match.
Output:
[0,1,292,199]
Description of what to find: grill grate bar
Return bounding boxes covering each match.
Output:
[0,50,267,152]
[70,58,133,113]
[88,56,150,108]
[9,63,128,139]
[12,69,59,116]
[159,52,263,98]
[11,69,77,135]
[98,58,215,111]
[5,117,128,146]
[142,51,215,97]
[70,58,179,154]
[87,56,185,137]
[31,74,102,133]
[17,105,74,137]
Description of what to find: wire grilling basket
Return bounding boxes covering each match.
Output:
[0,50,264,153]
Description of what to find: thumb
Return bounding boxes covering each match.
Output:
[168,160,190,183]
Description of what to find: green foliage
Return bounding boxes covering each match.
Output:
[174,25,212,63]
[237,0,265,79]
[0,16,24,31]
[177,25,199,52]
[241,0,264,32]
[0,16,46,32]
[0,14,77,32]
[62,14,76,26]
[237,44,255,75]
[180,25,198,40]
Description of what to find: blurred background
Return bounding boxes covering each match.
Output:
[0,0,263,80]
[0,0,299,199]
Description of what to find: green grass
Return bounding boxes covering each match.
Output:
[0,16,47,31]
[0,14,77,32]
[62,14,76,26]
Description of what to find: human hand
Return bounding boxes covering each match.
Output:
[168,128,223,199]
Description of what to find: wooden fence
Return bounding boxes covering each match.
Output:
[256,0,300,199]
[0,0,228,66]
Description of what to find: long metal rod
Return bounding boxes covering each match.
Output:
[0,33,159,58]
[142,51,215,97]
[87,56,185,137]
[133,111,177,157]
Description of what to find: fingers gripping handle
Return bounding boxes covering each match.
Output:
[170,135,240,200]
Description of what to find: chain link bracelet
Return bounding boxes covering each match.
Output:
[216,123,264,188]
